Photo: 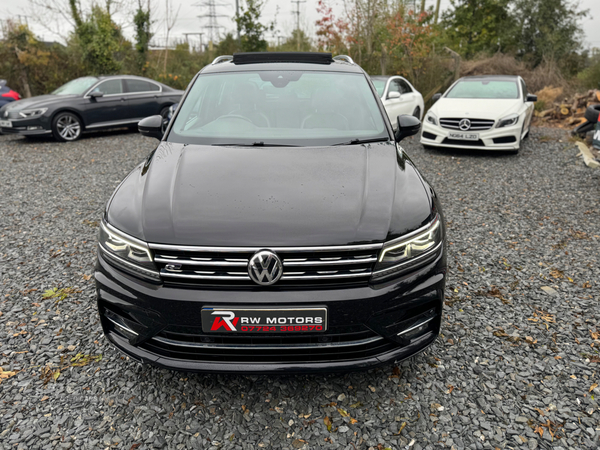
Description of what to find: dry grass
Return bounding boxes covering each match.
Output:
[460,54,573,94]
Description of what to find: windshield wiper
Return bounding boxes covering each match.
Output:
[212,142,299,147]
[332,137,390,146]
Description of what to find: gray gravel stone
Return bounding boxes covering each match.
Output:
[1,128,599,449]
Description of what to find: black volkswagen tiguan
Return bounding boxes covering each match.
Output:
[95,52,447,373]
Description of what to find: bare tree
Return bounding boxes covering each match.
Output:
[162,0,181,72]
[27,0,132,42]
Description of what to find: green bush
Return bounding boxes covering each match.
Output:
[578,61,600,90]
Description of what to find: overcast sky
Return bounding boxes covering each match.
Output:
[1,0,599,50]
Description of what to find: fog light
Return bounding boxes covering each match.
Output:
[27,126,42,131]
[397,316,435,338]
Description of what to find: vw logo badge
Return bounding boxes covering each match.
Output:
[248,250,283,286]
[459,119,471,131]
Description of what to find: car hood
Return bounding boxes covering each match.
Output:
[1,94,78,113]
[432,98,521,120]
[106,141,434,247]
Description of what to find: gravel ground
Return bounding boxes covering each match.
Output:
[1,128,599,450]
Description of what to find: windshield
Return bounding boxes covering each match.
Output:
[371,79,385,97]
[52,77,99,95]
[167,70,388,146]
[446,80,519,99]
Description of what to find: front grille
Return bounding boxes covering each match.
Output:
[442,138,485,147]
[440,118,495,131]
[144,325,397,363]
[100,296,440,366]
[149,243,382,287]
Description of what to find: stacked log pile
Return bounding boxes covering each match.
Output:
[534,88,600,128]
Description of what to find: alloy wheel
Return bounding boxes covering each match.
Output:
[56,115,81,141]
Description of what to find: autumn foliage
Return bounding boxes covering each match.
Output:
[315,0,441,90]
[315,0,349,54]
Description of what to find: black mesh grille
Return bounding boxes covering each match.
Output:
[442,138,485,147]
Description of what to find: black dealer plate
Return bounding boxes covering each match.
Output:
[201,307,327,333]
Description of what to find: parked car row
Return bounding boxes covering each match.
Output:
[157,73,537,154]
[0,53,546,374]
[0,69,538,154]
[0,75,183,141]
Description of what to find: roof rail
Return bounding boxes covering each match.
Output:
[211,55,233,65]
[333,55,355,65]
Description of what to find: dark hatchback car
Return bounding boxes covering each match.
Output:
[95,53,447,373]
[0,75,183,141]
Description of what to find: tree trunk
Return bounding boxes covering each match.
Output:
[434,0,441,23]
[420,0,426,13]
[13,47,32,98]
[380,45,387,75]
[19,68,32,98]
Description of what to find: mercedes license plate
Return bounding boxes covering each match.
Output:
[449,132,478,141]
[201,307,327,333]
[0,120,12,128]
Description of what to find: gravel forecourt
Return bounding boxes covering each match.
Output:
[1,128,599,450]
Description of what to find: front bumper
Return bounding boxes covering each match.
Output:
[0,116,52,136]
[420,120,521,150]
[95,247,447,373]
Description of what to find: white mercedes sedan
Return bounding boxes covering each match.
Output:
[420,75,537,153]
[371,76,424,129]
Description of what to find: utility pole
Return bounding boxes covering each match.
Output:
[235,0,240,47]
[291,0,305,51]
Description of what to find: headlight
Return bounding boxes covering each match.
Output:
[425,112,437,126]
[18,108,48,118]
[98,220,160,280]
[496,114,519,128]
[371,215,443,281]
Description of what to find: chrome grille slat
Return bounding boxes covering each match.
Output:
[152,243,381,285]
[440,118,495,131]
[283,257,377,267]
[160,271,252,280]
[155,257,248,267]
[281,272,371,281]
[149,243,383,252]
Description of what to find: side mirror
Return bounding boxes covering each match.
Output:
[138,115,164,140]
[526,94,537,102]
[387,91,401,100]
[395,115,421,142]
[90,91,104,98]
[432,93,442,103]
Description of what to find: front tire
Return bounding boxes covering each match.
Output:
[522,122,531,140]
[413,107,421,120]
[52,112,82,142]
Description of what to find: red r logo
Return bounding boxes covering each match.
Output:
[211,311,239,331]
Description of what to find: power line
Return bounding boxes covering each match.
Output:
[194,0,229,44]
